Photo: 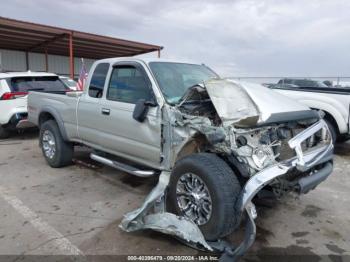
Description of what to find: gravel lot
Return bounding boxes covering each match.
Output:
[0,130,349,261]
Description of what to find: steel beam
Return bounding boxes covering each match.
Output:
[27,33,67,52]
[45,49,48,72]
[69,32,74,79]
[25,52,29,70]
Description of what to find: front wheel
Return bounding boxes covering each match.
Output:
[167,153,242,241]
[324,119,337,143]
[40,120,73,168]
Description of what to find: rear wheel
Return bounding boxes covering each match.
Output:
[0,126,9,139]
[167,153,242,241]
[40,120,73,167]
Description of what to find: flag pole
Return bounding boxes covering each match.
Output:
[81,58,84,91]
[76,58,87,91]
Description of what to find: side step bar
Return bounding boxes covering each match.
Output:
[90,153,156,178]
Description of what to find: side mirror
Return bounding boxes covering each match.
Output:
[133,99,157,122]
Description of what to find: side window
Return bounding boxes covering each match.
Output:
[88,63,109,98]
[107,65,153,104]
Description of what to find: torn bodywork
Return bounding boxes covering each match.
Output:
[120,79,334,260]
[120,171,212,251]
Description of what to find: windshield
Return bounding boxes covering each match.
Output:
[149,62,218,104]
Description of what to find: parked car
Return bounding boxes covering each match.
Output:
[59,76,77,90]
[28,58,333,260]
[271,78,350,142]
[0,71,69,138]
[276,78,329,88]
[332,81,350,88]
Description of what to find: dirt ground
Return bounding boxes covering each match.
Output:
[0,130,349,261]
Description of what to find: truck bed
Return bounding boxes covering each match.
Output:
[28,91,80,139]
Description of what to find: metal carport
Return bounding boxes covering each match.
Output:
[0,16,163,78]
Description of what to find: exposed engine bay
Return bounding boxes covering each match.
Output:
[175,81,326,180]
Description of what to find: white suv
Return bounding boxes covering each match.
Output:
[0,71,68,138]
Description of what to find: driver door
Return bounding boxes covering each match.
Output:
[98,62,162,168]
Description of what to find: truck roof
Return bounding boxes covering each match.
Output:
[95,57,201,65]
[0,71,58,79]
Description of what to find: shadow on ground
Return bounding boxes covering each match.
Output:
[334,141,350,156]
[0,128,39,143]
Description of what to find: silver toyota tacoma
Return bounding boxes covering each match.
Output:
[28,58,334,260]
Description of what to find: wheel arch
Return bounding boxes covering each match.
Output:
[322,110,340,136]
[38,107,69,141]
[300,99,347,134]
[174,133,248,179]
[174,133,210,163]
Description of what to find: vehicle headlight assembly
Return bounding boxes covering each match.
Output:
[252,146,274,169]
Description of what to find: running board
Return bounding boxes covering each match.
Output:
[90,153,156,177]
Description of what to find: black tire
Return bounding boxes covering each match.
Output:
[40,120,73,168]
[0,126,9,139]
[324,119,337,143]
[167,153,242,241]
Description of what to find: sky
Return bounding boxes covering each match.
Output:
[1,0,350,77]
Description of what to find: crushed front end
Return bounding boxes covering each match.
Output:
[120,79,334,261]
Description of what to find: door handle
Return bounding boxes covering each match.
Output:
[102,108,110,115]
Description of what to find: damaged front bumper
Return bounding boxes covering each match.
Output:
[120,119,334,261]
[222,119,333,260]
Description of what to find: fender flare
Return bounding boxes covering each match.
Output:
[38,106,69,141]
[299,99,348,134]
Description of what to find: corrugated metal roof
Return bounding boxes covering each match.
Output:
[0,16,163,59]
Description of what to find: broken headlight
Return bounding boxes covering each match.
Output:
[252,145,276,169]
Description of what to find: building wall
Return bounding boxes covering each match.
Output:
[0,49,95,79]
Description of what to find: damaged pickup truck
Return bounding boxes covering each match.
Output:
[28,58,334,260]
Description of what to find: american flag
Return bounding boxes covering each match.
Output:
[76,59,88,91]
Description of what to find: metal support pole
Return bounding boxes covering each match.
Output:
[0,52,2,71]
[69,32,74,79]
[25,52,29,71]
[157,49,161,58]
[45,49,48,72]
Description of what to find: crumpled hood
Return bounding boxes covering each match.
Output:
[205,79,312,126]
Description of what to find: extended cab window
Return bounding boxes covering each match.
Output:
[88,63,109,98]
[107,65,153,104]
